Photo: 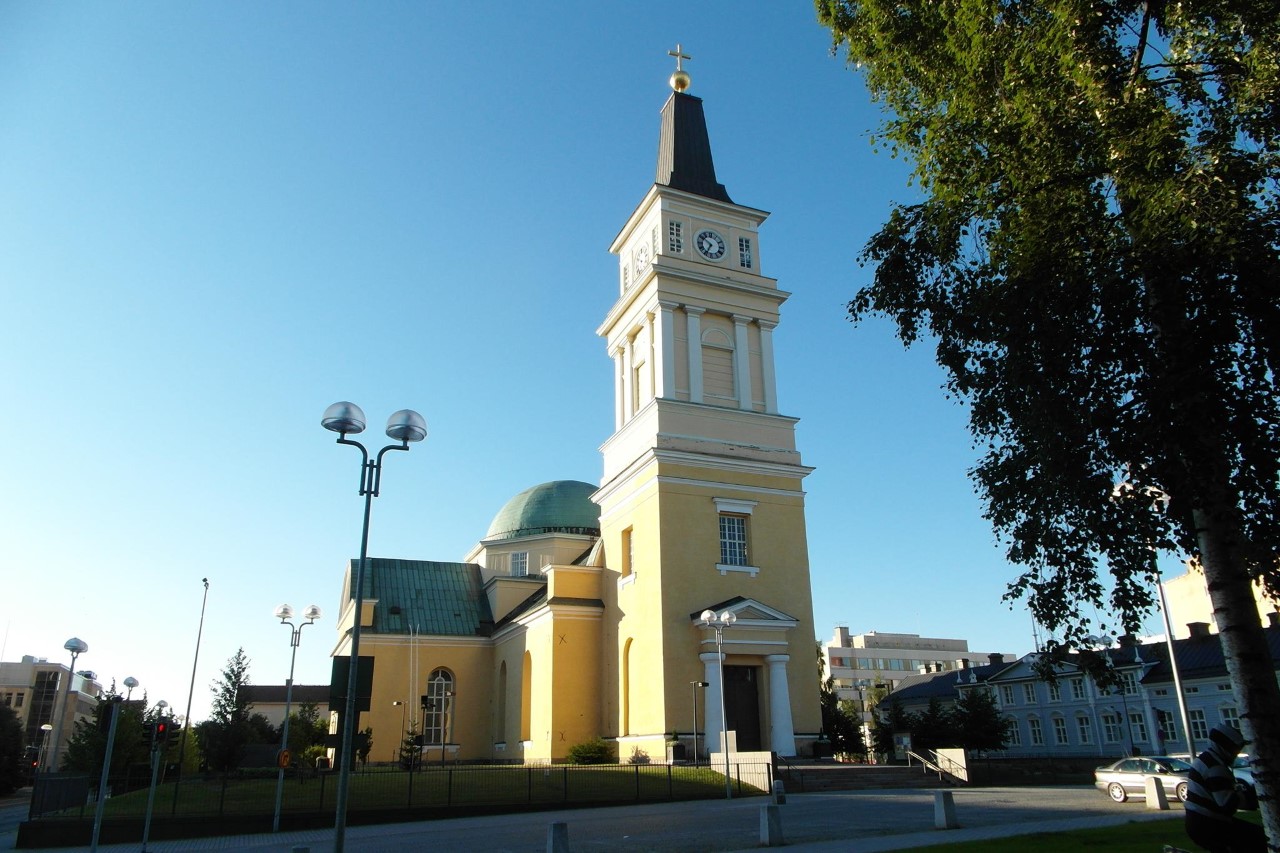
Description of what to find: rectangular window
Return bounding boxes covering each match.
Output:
[1023,683,1036,704]
[1157,709,1179,743]
[1102,713,1122,743]
[1119,672,1138,695]
[1000,685,1015,706]
[1222,707,1240,728]
[1077,716,1092,744]
[1070,678,1086,700]
[738,237,753,269]
[719,514,749,566]
[1129,712,1149,743]
[1049,682,1061,702]
[668,221,683,253]
[1007,720,1021,747]
[1189,709,1209,741]
[1218,683,1232,692]
[14,693,22,708]
[511,552,529,577]
[620,527,633,577]
[1029,718,1044,745]
[1053,717,1068,744]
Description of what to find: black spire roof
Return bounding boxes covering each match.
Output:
[655,91,732,204]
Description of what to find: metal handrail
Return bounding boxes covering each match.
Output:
[928,749,968,782]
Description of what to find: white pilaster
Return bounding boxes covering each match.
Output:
[765,655,796,757]
[732,314,752,410]
[655,301,677,399]
[686,306,705,404]
[613,346,625,429]
[758,320,778,414]
[621,335,634,422]
[701,652,724,752]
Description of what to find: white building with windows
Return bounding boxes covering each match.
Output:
[823,626,1015,700]
[913,622,1277,759]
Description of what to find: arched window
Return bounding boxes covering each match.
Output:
[520,651,533,742]
[424,668,453,745]
[497,661,508,743]
[621,638,633,736]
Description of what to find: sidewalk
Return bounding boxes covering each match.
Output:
[3,785,1186,852]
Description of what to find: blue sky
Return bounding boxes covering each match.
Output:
[0,3,1172,723]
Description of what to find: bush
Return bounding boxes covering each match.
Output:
[566,737,614,765]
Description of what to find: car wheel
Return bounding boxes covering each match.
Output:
[1108,783,1128,803]
[1176,782,1189,802]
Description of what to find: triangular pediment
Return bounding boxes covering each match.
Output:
[690,596,798,628]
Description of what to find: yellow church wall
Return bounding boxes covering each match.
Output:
[355,634,492,763]
[547,607,604,760]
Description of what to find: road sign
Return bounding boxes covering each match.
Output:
[278,749,291,769]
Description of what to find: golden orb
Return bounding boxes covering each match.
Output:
[669,69,691,92]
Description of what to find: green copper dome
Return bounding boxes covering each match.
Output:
[486,480,600,541]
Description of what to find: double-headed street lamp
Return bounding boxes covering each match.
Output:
[323,401,425,853]
[699,609,736,799]
[273,603,322,833]
[46,637,87,773]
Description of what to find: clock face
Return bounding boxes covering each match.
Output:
[695,229,727,261]
[634,244,650,274]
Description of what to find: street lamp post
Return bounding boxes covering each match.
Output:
[699,609,737,799]
[323,401,426,853]
[173,578,210,814]
[690,681,707,765]
[46,637,87,773]
[273,603,322,833]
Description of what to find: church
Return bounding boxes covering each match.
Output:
[330,53,822,765]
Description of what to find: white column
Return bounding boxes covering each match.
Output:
[620,337,633,422]
[758,320,778,414]
[701,652,724,752]
[765,655,797,757]
[732,314,752,411]
[613,346,625,429]
[686,306,705,404]
[655,301,677,399]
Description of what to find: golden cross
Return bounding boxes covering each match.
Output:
[668,43,691,72]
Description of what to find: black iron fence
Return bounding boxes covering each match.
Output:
[26,761,770,829]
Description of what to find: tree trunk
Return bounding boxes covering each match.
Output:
[1196,507,1280,850]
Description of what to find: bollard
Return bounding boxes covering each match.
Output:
[760,804,784,847]
[934,790,958,829]
[1145,776,1171,810]
[771,779,787,805]
[547,821,570,853]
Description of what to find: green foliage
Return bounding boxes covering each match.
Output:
[0,703,24,795]
[816,0,1280,834]
[817,649,865,757]
[285,701,328,755]
[566,737,615,765]
[61,694,148,775]
[398,725,421,770]
[197,648,260,772]
[953,689,1012,753]
[358,726,374,766]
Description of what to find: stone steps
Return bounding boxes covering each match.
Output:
[777,763,957,793]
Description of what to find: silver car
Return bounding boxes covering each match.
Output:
[1094,755,1191,803]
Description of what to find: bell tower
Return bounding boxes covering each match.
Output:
[595,48,820,759]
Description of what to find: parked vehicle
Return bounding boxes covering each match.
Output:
[1232,755,1258,810]
[1094,755,1191,803]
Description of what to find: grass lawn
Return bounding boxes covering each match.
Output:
[43,764,748,821]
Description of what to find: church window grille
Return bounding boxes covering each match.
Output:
[423,669,454,746]
[719,514,748,566]
[511,552,529,577]
[668,221,683,253]
[738,237,752,268]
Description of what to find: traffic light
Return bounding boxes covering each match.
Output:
[154,720,168,746]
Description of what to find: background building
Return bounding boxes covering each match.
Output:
[1163,562,1280,639]
[0,655,102,768]
[823,626,1016,699]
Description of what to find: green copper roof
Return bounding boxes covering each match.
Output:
[351,558,494,636]
[485,480,600,541]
